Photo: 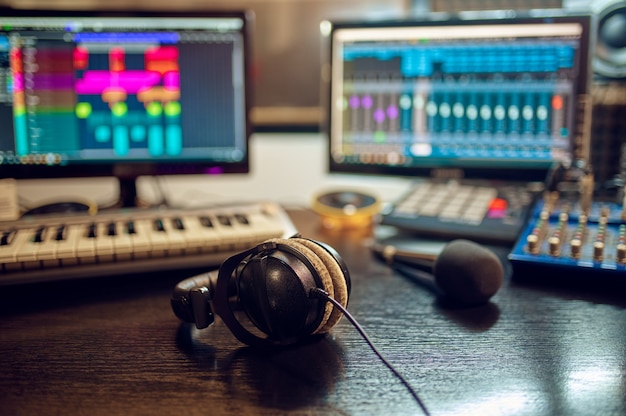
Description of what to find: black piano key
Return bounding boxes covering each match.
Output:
[234,214,249,225]
[172,217,185,230]
[1,229,16,246]
[33,226,46,243]
[217,215,231,226]
[86,223,97,238]
[154,219,165,232]
[107,222,117,236]
[55,225,66,241]
[199,216,213,228]
[126,221,136,235]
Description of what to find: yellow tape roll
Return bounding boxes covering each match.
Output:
[311,190,380,229]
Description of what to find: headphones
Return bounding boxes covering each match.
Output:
[171,237,351,347]
[171,235,504,416]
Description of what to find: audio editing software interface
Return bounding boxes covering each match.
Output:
[0,14,247,169]
[328,15,591,243]
[330,19,587,171]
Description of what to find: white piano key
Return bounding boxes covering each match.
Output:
[162,218,187,255]
[147,218,172,253]
[126,220,151,259]
[135,219,168,257]
[35,226,59,261]
[247,212,288,239]
[225,216,256,248]
[181,215,223,252]
[111,221,134,261]
[0,229,22,263]
[0,229,33,273]
[211,214,246,248]
[74,224,97,264]
[12,229,38,262]
[95,223,116,262]
[55,225,80,265]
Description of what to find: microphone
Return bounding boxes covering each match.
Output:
[372,239,504,307]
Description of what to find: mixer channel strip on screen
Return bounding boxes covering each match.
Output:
[0,202,297,286]
[381,180,539,244]
[339,51,572,160]
[509,193,626,280]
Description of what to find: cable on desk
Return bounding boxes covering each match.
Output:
[309,287,431,416]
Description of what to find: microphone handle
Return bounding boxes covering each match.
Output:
[371,243,437,273]
[371,243,443,297]
[388,253,434,274]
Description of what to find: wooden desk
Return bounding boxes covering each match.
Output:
[1,209,625,415]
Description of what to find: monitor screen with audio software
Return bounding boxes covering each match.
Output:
[327,12,593,183]
[0,9,251,206]
[327,12,593,243]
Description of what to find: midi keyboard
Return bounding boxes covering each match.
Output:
[0,202,297,286]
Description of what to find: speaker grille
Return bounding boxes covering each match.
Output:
[593,0,626,79]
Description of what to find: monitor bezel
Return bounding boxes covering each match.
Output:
[0,7,253,181]
[326,11,594,183]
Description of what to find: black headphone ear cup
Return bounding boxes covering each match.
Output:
[265,238,349,334]
[263,238,335,332]
[291,238,349,334]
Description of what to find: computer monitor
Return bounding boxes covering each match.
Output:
[327,11,594,183]
[0,9,251,207]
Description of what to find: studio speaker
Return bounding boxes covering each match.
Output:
[588,0,626,79]
[585,0,626,192]
[564,0,626,189]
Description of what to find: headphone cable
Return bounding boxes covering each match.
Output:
[309,287,431,416]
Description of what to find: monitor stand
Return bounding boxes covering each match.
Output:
[113,164,145,208]
[117,176,139,208]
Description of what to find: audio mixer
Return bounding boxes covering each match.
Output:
[508,190,626,282]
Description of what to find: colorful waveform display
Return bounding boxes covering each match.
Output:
[8,32,183,160]
[74,34,183,158]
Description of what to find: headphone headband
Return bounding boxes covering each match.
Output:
[171,272,214,326]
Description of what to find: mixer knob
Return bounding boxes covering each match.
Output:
[548,236,561,256]
[593,241,604,262]
[527,234,539,254]
[570,238,582,258]
[617,243,626,264]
